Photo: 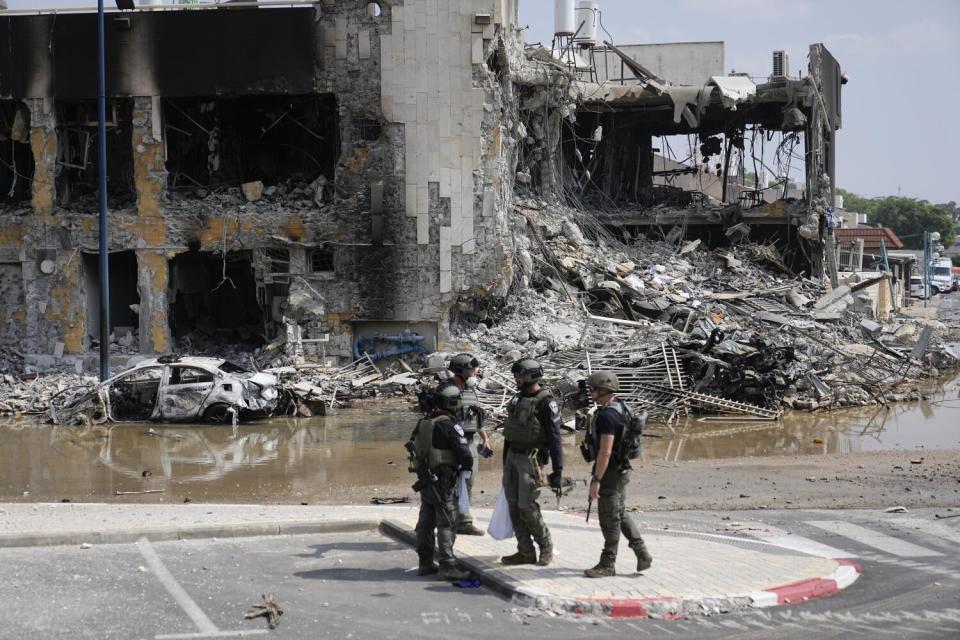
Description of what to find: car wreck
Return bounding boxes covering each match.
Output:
[50,356,279,426]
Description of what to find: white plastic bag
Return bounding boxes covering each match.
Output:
[486,487,514,540]
[457,471,471,514]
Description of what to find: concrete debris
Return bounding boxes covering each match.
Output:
[444,198,960,421]
[241,180,264,202]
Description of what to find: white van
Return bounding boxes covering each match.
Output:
[931,258,953,294]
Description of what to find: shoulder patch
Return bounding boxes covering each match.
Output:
[454,424,465,436]
[548,399,559,414]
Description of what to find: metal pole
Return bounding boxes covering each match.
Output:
[923,231,930,308]
[97,0,111,380]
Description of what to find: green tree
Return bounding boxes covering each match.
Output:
[837,189,956,250]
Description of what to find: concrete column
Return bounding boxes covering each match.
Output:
[136,250,171,354]
[28,98,57,215]
[132,96,167,218]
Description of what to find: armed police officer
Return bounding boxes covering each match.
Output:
[500,358,563,566]
[406,384,473,581]
[438,353,492,536]
[581,371,652,578]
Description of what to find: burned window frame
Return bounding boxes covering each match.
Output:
[55,99,136,210]
[162,94,339,193]
[0,100,35,205]
[309,247,335,274]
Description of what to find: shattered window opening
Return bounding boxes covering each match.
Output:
[108,366,163,422]
[168,366,215,385]
[0,101,34,204]
[162,94,339,193]
[82,250,140,351]
[168,250,265,349]
[55,99,135,210]
[309,248,334,273]
[354,118,382,142]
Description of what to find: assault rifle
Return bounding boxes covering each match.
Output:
[404,440,452,527]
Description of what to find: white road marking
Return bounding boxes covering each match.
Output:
[887,518,960,547]
[806,521,944,557]
[764,534,858,558]
[137,537,267,639]
[156,633,269,639]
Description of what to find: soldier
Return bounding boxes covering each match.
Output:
[500,358,563,566]
[582,371,652,578]
[439,353,492,536]
[407,384,473,581]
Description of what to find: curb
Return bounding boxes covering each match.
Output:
[380,519,862,619]
[0,519,381,548]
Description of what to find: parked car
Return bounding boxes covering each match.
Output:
[909,276,927,298]
[50,356,279,425]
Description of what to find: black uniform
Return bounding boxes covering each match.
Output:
[410,413,473,569]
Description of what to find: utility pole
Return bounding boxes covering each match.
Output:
[923,230,930,308]
[97,0,111,380]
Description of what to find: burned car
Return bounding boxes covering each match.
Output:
[50,356,279,425]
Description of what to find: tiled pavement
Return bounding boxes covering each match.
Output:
[385,508,850,616]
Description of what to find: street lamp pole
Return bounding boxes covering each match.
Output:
[97,0,111,380]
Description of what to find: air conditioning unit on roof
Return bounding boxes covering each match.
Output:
[772,50,789,79]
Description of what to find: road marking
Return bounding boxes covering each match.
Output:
[763,534,858,558]
[887,518,960,547]
[805,521,944,557]
[156,633,270,639]
[137,538,267,639]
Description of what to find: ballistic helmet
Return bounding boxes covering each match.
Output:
[586,371,619,393]
[432,383,463,413]
[448,353,480,376]
[511,358,543,385]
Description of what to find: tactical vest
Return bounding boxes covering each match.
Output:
[415,415,458,471]
[588,399,635,463]
[501,389,552,448]
[459,387,480,435]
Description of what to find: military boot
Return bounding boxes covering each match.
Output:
[584,562,616,578]
[417,562,439,576]
[537,546,554,566]
[457,523,485,536]
[500,551,538,565]
[636,549,653,573]
[439,565,471,581]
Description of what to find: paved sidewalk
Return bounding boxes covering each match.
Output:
[384,509,861,618]
[0,502,860,618]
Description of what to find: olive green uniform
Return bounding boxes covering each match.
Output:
[410,414,472,570]
[447,384,483,530]
[591,401,649,568]
[501,388,562,557]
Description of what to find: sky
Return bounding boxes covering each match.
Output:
[520,0,960,204]
[4,0,960,204]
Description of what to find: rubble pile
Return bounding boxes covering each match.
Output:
[448,198,960,420]
[1,371,95,417]
[165,172,332,214]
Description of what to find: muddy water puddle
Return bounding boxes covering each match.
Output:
[2,379,959,502]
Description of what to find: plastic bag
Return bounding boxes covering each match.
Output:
[457,471,471,514]
[486,487,514,540]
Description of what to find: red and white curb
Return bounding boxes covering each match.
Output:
[744,558,862,608]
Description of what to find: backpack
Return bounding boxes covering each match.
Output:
[609,400,647,462]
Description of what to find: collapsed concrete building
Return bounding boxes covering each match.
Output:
[0,0,842,374]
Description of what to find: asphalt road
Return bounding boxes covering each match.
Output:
[2,507,958,639]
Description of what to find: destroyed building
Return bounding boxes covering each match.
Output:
[0,0,844,377]
[0,0,524,372]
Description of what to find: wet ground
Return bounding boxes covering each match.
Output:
[1,374,958,505]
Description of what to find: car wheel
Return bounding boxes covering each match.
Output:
[931,286,940,296]
[202,403,234,424]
